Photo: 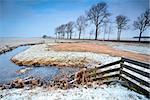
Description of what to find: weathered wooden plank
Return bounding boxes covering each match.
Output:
[121,70,149,87]
[96,78,119,85]
[98,60,122,69]
[121,58,149,69]
[102,80,119,85]
[124,62,150,74]
[92,74,120,81]
[86,60,122,73]
[87,68,120,78]
[97,65,120,73]
[120,76,150,98]
[122,64,150,78]
[99,68,120,75]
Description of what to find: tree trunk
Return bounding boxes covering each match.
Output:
[67,33,69,39]
[139,31,142,42]
[103,32,105,41]
[95,25,98,40]
[103,23,107,41]
[117,29,119,40]
[79,31,81,39]
[117,29,121,41]
[63,33,65,39]
[108,31,110,40]
[70,33,72,39]
[108,24,111,40]
[55,34,57,39]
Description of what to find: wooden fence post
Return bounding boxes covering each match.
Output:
[119,58,124,80]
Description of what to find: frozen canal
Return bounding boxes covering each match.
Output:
[0,46,59,84]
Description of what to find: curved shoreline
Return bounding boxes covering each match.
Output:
[0,43,43,55]
[11,44,120,68]
[0,41,149,100]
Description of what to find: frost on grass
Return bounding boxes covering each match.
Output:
[111,43,150,55]
[12,44,121,68]
[0,83,148,100]
[0,38,45,54]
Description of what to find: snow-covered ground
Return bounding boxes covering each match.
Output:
[0,38,46,54]
[12,44,121,68]
[112,44,150,55]
[1,38,149,55]
[0,83,148,100]
[1,38,149,100]
[78,40,150,55]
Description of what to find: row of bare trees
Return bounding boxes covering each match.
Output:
[55,21,74,39]
[55,2,150,42]
[76,16,87,39]
[116,9,150,42]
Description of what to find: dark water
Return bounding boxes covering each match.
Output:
[0,46,59,84]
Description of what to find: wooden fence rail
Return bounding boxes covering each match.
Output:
[120,58,150,98]
[84,57,150,98]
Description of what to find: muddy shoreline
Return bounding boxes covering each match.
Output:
[0,66,80,90]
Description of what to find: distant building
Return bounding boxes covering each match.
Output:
[42,35,52,38]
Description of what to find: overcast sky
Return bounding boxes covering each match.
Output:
[0,0,149,39]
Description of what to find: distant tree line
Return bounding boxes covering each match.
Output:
[54,2,150,42]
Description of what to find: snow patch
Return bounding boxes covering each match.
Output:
[0,84,148,100]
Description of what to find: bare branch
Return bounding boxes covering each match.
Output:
[76,15,87,39]
[86,2,110,40]
[116,15,129,41]
[133,9,150,42]
[66,21,74,39]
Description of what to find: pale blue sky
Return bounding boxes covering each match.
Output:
[0,0,149,39]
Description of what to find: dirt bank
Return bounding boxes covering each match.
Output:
[11,44,120,68]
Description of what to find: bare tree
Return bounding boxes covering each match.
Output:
[54,28,58,39]
[59,24,66,39]
[55,26,63,39]
[66,21,74,39]
[65,23,70,39]
[133,9,150,42]
[86,2,110,40]
[76,15,87,39]
[55,27,60,39]
[107,22,112,40]
[89,30,94,39]
[103,18,109,40]
[116,15,129,41]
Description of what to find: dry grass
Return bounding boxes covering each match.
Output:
[50,43,149,63]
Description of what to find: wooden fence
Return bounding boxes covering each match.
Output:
[86,60,121,84]
[120,58,150,98]
[85,57,150,98]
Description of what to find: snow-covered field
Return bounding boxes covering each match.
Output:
[61,39,150,55]
[0,83,148,100]
[76,40,150,55]
[1,38,149,55]
[111,43,150,55]
[0,38,45,54]
[12,44,121,68]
